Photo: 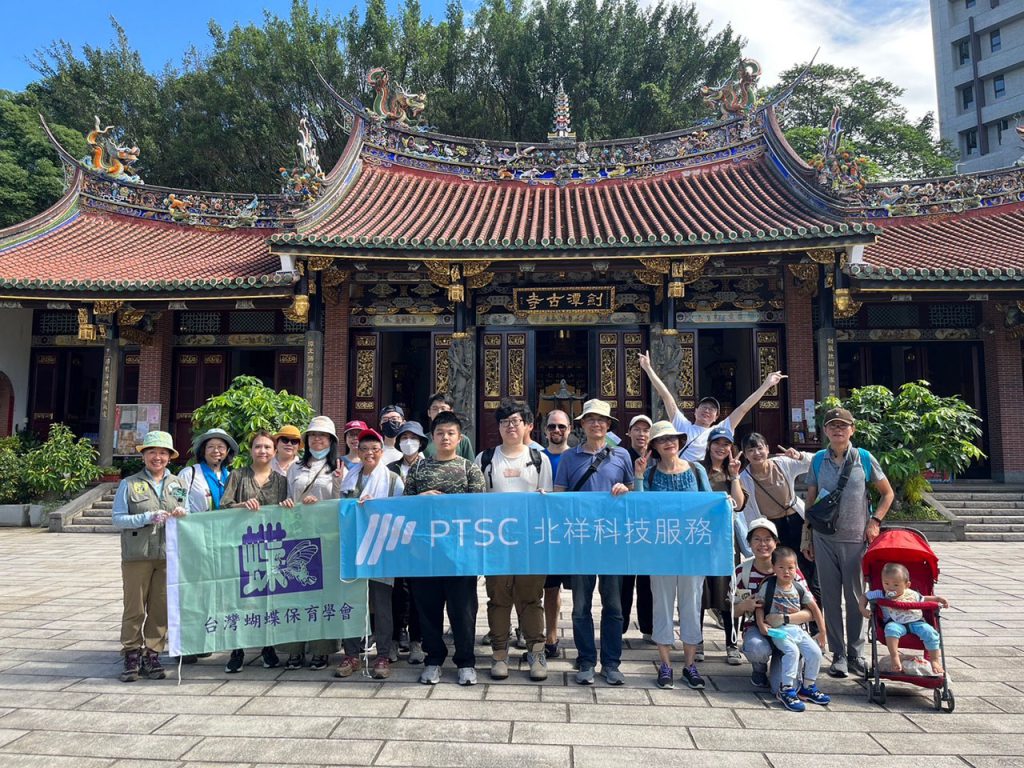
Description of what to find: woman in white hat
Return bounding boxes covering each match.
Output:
[176,428,239,513]
[635,420,712,692]
[279,415,343,671]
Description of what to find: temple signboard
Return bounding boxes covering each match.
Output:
[513,287,615,315]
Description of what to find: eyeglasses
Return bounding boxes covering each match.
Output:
[825,422,853,430]
[499,418,525,429]
[277,437,300,445]
[750,536,775,545]
[546,424,568,431]
[358,446,382,454]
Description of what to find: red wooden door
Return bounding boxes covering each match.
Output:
[753,329,784,448]
[172,350,226,457]
[592,330,649,430]
[349,331,381,428]
[478,331,532,450]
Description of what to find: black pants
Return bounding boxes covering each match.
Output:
[701,576,738,648]
[391,578,421,643]
[620,575,653,635]
[409,576,478,668]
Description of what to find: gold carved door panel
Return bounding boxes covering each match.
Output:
[349,331,380,428]
[753,328,784,448]
[478,331,531,449]
[593,330,649,427]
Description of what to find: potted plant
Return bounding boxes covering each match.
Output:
[97,466,121,483]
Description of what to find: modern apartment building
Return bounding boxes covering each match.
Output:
[931,0,1024,173]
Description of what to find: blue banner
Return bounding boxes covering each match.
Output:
[339,491,733,579]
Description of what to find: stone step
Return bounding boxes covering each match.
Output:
[929,492,1024,502]
[932,500,1024,510]
[80,509,113,519]
[91,501,114,510]
[964,531,1024,542]
[945,507,1024,516]
[957,515,1024,525]
[963,523,1024,533]
[62,523,118,533]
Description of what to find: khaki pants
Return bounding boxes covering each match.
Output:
[485,575,546,658]
[120,559,168,654]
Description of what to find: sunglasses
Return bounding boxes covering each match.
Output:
[546,424,568,431]
[277,437,301,445]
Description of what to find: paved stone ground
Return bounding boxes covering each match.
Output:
[0,528,1022,767]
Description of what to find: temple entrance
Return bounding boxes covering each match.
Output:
[28,348,103,441]
[696,328,755,426]
[379,332,431,425]
[535,328,589,420]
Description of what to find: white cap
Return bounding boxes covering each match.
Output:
[628,414,653,428]
[746,517,779,541]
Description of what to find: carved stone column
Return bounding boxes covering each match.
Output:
[98,324,120,466]
[448,332,476,441]
[649,324,682,422]
[815,261,838,400]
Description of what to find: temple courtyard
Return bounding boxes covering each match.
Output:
[0,526,1021,767]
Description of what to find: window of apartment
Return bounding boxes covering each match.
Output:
[957,39,971,66]
[996,118,1010,144]
[993,75,1006,98]
[990,28,1001,52]
[965,0,975,8]
[964,128,979,156]
[961,85,975,110]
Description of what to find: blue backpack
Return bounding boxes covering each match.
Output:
[810,448,873,486]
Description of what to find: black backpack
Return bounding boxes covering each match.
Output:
[759,575,808,624]
[480,446,544,490]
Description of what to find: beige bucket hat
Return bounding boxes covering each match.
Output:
[575,399,618,429]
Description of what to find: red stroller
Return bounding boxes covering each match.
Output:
[861,527,954,712]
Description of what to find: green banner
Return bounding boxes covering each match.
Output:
[166,501,367,656]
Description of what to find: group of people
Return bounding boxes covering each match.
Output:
[112,355,901,712]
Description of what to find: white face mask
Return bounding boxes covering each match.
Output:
[399,438,421,456]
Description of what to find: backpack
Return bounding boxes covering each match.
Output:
[758,575,808,624]
[480,446,544,490]
[811,448,872,486]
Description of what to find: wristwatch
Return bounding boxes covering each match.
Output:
[783,614,790,625]
[870,515,883,525]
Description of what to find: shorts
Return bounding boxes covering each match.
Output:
[544,575,571,590]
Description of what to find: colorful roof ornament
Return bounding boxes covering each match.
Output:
[366,67,427,126]
[80,116,143,184]
[812,106,868,193]
[701,58,762,121]
[547,82,576,144]
[279,117,326,202]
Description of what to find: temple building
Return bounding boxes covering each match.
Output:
[0,62,1021,481]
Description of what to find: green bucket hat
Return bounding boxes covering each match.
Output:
[191,428,239,460]
[137,430,179,459]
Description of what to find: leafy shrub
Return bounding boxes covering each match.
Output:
[23,423,102,499]
[191,375,314,467]
[0,445,30,504]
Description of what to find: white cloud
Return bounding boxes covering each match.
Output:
[687,0,938,120]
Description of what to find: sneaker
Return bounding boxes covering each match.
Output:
[224,649,245,674]
[750,669,770,689]
[310,654,329,671]
[514,627,527,649]
[398,628,411,653]
[798,683,831,706]
[141,650,166,680]
[694,643,705,663]
[420,664,441,685]
[602,666,625,686]
[777,685,806,712]
[656,662,674,689]
[490,658,509,680]
[726,646,743,666]
[527,652,548,681]
[709,609,725,630]
[576,664,595,685]
[120,650,141,683]
[641,633,656,645]
[827,656,848,678]
[481,632,493,646]
[682,664,705,690]
[544,642,560,659]
[408,641,426,665]
[285,653,305,670]
[848,657,868,678]
[334,655,359,678]
[261,646,279,669]
[372,657,391,680]
[458,667,478,686]
[388,645,399,663]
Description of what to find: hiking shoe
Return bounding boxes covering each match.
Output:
[334,655,359,678]
[576,664,595,685]
[827,656,848,678]
[310,655,329,671]
[408,641,426,665]
[602,666,625,686]
[481,632,493,646]
[527,652,548,681]
[458,667,478,686]
[261,646,279,669]
[544,641,560,659]
[420,664,441,685]
[657,662,674,689]
[225,649,245,674]
[371,657,391,680]
[641,633,656,645]
[798,683,831,706]
[284,653,305,670]
[398,628,411,653]
[388,645,399,663]
[750,669,770,689]
[848,657,868,678]
[694,643,705,663]
[726,646,743,666]
[141,650,166,680]
[682,664,705,690]
[777,685,806,712]
[490,658,509,680]
[120,650,141,683]
[514,627,527,649]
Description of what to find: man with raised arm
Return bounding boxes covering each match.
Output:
[639,352,786,462]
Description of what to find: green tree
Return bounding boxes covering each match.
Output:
[818,381,984,512]
[774,62,957,181]
[191,375,314,467]
[23,423,102,500]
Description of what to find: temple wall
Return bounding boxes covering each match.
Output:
[982,302,1024,483]
[0,309,32,435]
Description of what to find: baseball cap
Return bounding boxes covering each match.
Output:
[823,407,855,426]
[343,419,369,434]
[379,405,405,420]
[746,517,779,541]
[628,414,653,428]
[707,425,735,444]
[697,396,721,411]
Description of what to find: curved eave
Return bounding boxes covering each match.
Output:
[0,166,82,250]
[287,115,367,232]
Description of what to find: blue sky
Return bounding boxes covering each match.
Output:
[1,0,936,117]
